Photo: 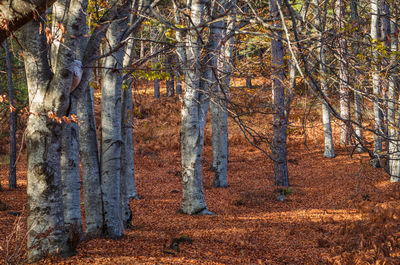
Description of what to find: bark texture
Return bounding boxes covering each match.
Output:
[314,0,334,158]
[4,39,17,188]
[180,0,212,215]
[371,0,383,163]
[270,0,289,188]
[335,0,351,146]
[100,1,131,237]
[0,0,57,42]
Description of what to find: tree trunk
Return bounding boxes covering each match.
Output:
[121,3,141,227]
[0,0,58,42]
[180,0,212,215]
[387,6,400,182]
[371,0,383,165]
[314,0,334,158]
[77,83,104,237]
[211,0,236,188]
[21,0,85,256]
[166,54,175,97]
[350,0,363,153]
[58,0,86,243]
[270,0,289,189]
[4,39,17,189]
[335,0,351,146]
[100,3,131,237]
[173,1,185,95]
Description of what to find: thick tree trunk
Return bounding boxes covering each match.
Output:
[21,0,84,256]
[0,0,58,42]
[270,0,289,189]
[4,39,17,188]
[100,3,131,237]
[314,0,334,158]
[58,0,86,243]
[180,0,212,215]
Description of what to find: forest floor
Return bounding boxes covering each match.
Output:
[1,78,400,264]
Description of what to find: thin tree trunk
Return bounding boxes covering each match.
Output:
[75,0,104,238]
[174,1,185,95]
[270,0,289,191]
[351,0,363,153]
[388,6,400,181]
[77,83,104,237]
[150,27,160,98]
[166,53,175,97]
[335,0,351,146]
[120,1,141,227]
[371,0,383,165]
[4,39,17,189]
[314,0,334,158]
[211,0,236,188]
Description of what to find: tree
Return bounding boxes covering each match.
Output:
[0,0,57,43]
[4,39,17,188]
[371,0,383,165]
[335,0,351,146]
[313,0,334,158]
[210,0,237,187]
[270,0,289,191]
[178,0,213,215]
[21,0,86,259]
[100,0,132,238]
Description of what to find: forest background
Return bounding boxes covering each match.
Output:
[1,0,400,264]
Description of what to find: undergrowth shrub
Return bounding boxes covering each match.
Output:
[328,201,400,264]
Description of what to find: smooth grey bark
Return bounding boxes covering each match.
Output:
[351,0,363,153]
[211,0,236,188]
[51,0,70,72]
[22,0,85,259]
[314,0,334,158]
[75,11,103,237]
[150,27,160,98]
[4,39,17,189]
[61,106,82,239]
[381,1,390,163]
[58,0,87,243]
[270,0,289,188]
[173,0,185,95]
[175,53,183,94]
[371,0,383,163]
[387,9,400,182]
[166,54,175,97]
[0,0,57,42]
[100,2,131,237]
[120,0,142,228]
[179,0,212,215]
[335,0,351,146]
[77,83,104,237]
